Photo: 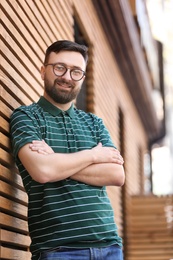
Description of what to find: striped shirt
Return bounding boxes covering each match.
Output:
[10,96,122,259]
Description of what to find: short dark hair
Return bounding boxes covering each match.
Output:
[44,40,88,65]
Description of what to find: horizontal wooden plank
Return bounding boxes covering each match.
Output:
[130,207,169,214]
[1,45,42,101]
[127,232,173,239]
[0,132,10,151]
[128,226,169,233]
[32,0,70,40]
[1,0,45,59]
[0,164,24,190]
[1,71,33,107]
[127,256,173,260]
[17,0,51,46]
[1,19,42,81]
[26,0,62,42]
[130,221,172,229]
[132,216,167,226]
[0,196,27,220]
[131,201,170,208]
[128,234,173,246]
[0,212,29,234]
[128,195,173,260]
[131,207,171,214]
[48,0,73,38]
[0,229,30,248]
[0,246,31,260]
[127,249,173,256]
[131,195,172,204]
[0,99,13,119]
[127,253,173,259]
[0,180,28,206]
[128,242,173,250]
[0,148,13,167]
[16,0,51,46]
[0,116,9,134]
[1,20,43,90]
[131,214,167,221]
[56,0,74,26]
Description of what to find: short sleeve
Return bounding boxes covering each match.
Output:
[94,116,117,149]
[10,106,42,159]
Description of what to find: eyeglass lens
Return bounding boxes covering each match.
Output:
[53,64,84,81]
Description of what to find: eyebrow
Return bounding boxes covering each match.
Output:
[57,62,83,71]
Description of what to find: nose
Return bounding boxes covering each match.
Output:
[61,68,72,81]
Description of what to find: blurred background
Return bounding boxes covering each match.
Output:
[146,0,173,195]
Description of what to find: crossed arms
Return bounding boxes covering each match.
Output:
[18,140,125,187]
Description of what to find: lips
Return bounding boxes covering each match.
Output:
[55,79,73,89]
[57,83,72,90]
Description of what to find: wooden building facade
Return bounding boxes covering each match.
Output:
[1,0,172,259]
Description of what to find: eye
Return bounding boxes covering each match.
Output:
[72,69,82,76]
[54,64,66,72]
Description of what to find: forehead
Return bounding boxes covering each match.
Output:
[48,51,86,69]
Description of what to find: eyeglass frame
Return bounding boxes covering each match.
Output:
[44,62,86,81]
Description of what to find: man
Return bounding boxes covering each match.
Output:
[10,40,125,260]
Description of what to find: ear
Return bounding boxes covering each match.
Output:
[40,66,45,80]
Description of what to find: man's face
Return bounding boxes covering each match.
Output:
[41,51,86,105]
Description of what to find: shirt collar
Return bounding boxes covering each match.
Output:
[37,96,75,118]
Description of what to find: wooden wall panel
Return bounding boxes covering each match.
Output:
[1,0,73,258]
[126,195,173,260]
[1,0,155,258]
[72,0,148,242]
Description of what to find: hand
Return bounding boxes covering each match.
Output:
[92,143,124,165]
[29,140,54,155]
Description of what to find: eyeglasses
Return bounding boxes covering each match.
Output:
[44,63,85,81]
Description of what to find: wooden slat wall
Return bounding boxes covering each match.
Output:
[1,0,153,259]
[126,195,173,260]
[1,0,73,258]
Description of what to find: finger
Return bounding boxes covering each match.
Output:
[32,140,43,143]
[118,157,124,164]
[37,149,48,155]
[114,159,124,165]
[30,145,46,151]
[113,153,124,164]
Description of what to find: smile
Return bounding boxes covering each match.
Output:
[57,82,72,89]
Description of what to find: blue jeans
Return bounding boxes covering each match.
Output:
[39,245,123,260]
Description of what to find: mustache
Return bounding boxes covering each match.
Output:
[54,78,75,88]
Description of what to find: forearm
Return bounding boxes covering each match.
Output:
[18,145,95,183]
[18,142,122,184]
[71,163,125,187]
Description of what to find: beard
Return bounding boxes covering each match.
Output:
[44,78,81,104]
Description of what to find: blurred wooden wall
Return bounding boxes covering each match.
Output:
[127,195,173,260]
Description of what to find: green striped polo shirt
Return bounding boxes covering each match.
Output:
[10,96,122,259]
